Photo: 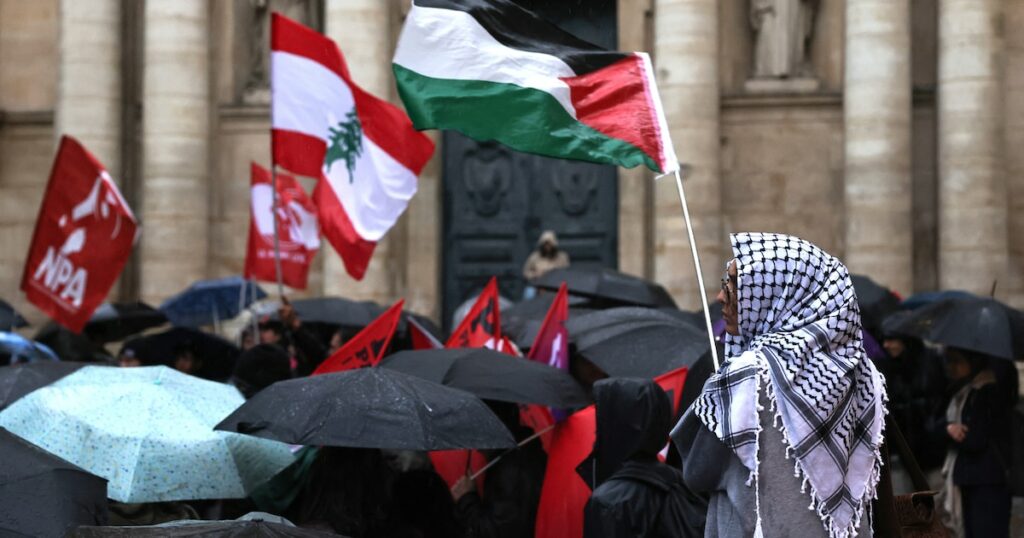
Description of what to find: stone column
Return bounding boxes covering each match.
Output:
[139,1,211,303]
[55,0,120,176]
[842,0,912,294]
[322,0,396,305]
[653,0,723,308]
[1005,0,1024,308]
[937,0,1008,296]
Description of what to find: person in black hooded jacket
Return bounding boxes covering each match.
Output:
[583,378,706,538]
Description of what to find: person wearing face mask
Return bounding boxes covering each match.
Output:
[672,233,887,538]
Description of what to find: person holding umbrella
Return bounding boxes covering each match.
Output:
[672,233,886,538]
[933,346,1014,538]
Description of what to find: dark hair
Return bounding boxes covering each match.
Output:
[231,344,291,398]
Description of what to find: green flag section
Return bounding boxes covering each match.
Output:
[393,0,678,174]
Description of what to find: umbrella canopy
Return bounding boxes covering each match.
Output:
[900,289,975,310]
[533,267,677,309]
[0,365,295,503]
[216,367,515,451]
[0,331,60,364]
[850,274,901,335]
[380,348,590,408]
[84,302,167,343]
[0,300,27,330]
[34,323,114,363]
[69,518,343,537]
[887,297,1024,360]
[123,327,241,381]
[161,276,267,328]
[269,297,443,351]
[502,292,595,349]
[567,308,711,378]
[0,361,90,410]
[0,427,108,537]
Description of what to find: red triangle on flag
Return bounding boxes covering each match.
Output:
[313,300,404,375]
[446,277,501,348]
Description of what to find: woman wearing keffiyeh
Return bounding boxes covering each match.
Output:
[672,232,887,538]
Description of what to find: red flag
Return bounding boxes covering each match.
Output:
[497,335,522,357]
[244,163,319,289]
[446,277,501,348]
[527,284,569,370]
[409,316,443,350]
[429,449,488,492]
[21,136,137,332]
[534,367,690,538]
[313,300,403,374]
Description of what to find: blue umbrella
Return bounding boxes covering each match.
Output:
[160,276,267,328]
[0,365,294,503]
[0,332,59,364]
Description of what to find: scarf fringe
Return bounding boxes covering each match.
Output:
[754,361,889,538]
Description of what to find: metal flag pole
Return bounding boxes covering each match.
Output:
[671,166,721,371]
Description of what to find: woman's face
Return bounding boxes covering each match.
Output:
[717,260,740,336]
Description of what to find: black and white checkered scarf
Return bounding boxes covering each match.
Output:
[692,233,887,538]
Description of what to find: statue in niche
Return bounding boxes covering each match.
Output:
[463,142,512,217]
[749,0,818,79]
[242,0,320,103]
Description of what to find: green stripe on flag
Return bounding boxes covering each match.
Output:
[393,64,656,171]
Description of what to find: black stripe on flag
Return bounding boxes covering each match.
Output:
[415,0,629,75]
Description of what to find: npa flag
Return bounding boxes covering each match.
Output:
[271,14,435,280]
[446,277,501,349]
[534,367,690,538]
[21,136,137,333]
[244,163,319,289]
[393,0,677,174]
[313,300,404,374]
[409,317,443,350]
[527,284,569,370]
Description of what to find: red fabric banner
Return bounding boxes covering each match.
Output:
[244,163,319,290]
[21,136,137,333]
[313,300,404,374]
[446,277,501,349]
[534,367,690,538]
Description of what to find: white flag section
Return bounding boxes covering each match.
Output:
[271,13,434,279]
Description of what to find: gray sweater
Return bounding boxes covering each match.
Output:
[675,396,872,538]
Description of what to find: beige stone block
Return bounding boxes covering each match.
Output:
[0,0,58,111]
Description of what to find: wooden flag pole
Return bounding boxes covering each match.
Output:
[671,167,721,371]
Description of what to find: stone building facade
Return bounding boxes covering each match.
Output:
[0,0,1021,326]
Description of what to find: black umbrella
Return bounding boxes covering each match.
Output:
[124,327,240,380]
[216,368,515,450]
[84,302,167,343]
[275,298,443,351]
[380,348,589,408]
[69,519,343,537]
[0,361,90,410]
[887,297,1024,360]
[850,274,901,335]
[533,267,677,308]
[567,308,711,378]
[502,291,595,349]
[0,427,108,537]
[0,300,27,330]
[34,323,113,363]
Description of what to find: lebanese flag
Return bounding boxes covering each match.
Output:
[271,13,435,280]
[446,277,502,349]
[21,136,137,333]
[393,0,677,174]
[313,300,403,374]
[534,367,690,538]
[244,163,319,290]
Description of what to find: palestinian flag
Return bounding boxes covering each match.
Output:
[393,0,677,174]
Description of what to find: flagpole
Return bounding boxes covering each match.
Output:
[270,165,285,298]
[466,424,556,482]
[671,167,721,371]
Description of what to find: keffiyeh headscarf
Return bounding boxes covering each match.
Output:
[693,233,887,538]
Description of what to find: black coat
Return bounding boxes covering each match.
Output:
[952,382,1013,487]
[455,439,547,538]
[581,378,705,538]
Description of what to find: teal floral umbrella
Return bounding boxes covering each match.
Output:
[0,365,294,503]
